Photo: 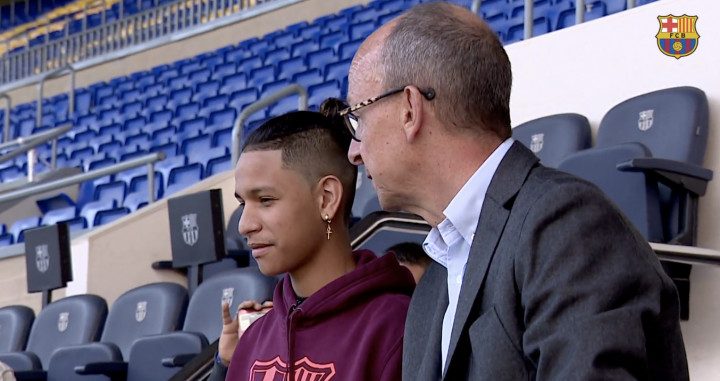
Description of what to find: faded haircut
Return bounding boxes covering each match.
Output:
[241,100,357,222]
[381,2,512,139]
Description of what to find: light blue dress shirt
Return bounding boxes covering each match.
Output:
[422,138,514,373]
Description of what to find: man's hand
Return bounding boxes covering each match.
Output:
[218,300,273,366]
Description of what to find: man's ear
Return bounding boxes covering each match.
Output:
[401,86,425,142]
[316,175,344,221]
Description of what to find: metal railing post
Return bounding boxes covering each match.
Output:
[37,65,76,127]
[576,0,585,25]
[0,93,12,143]
[626,0,635,9]
[231,83,308,165]
[147,163,156,202]
[524,0,533,40]
[470,0,482,15]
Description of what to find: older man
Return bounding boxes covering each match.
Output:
[344,2,689,380]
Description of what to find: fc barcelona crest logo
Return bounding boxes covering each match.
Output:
[529,133,544,153]
[35,244,50,273]
[58,312,69,332]
[181,213,199,246]
[656,15,699,59]
[135,301,147,322]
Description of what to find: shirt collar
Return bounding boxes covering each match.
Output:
[423,138,514,265]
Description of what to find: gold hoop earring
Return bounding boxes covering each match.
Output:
[325,214,332,240]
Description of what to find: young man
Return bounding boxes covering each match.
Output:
[345,2,688,380]
[223,99,415,380]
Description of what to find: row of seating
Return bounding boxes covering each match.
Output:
[0,267,276,379]
[512,86,711,246]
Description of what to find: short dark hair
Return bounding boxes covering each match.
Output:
[381,2,512,138]
[387,242,431,267]
[241,99,358,222]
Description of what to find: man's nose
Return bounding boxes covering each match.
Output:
[348,140,364,166]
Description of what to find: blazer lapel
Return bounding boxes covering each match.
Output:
[442,142,539,377]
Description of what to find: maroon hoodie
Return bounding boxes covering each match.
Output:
[226,250,415,381]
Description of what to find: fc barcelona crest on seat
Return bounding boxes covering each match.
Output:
[656,15,699,59]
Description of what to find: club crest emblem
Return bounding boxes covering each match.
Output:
[222,288,234,307]
[135,301,147,322]
[250,356,336,381]
[638,110,654,131]
[529,133,544,153]
[181,213,199,246]
[35,244,50,273]
[58,312,69,332]
[656,15,699,59]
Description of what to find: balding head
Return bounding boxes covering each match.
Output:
[372,2,512,138]
[348,19,398,105]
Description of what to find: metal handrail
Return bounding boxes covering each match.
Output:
[0,124,72,165]
[576,0,585,25]
[230,83,308,165]
[470,0,481,15]
[0,93,10,143]
[524,0,533,40]
[37,64,76,126]
[0,152,165,204]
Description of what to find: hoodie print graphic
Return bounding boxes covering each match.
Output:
[249,356,336,380]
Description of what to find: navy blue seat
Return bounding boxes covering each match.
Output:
[291,39,319,58]
[277,57,306,80]
[559,86,711,245]
[46,283,188,380]
[123,268,276,378]
[0,305,34,352]
[307,48,336,70]
[220,73,248,95]
[513,113,591,168]
[0,294,107,372]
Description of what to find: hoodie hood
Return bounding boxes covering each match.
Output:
[274,249,415,325]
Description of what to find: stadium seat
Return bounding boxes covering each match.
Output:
[512,113,591,168]
[81,199,117,229]
[206,153,232,177]
[559,86,711,245]
[0,294,107,372]
[10,216,41,243]
[0,305,35,352]
[94,181,127,204]
[41,206,78,226]
[123,268,276,378]
[352,165,378,219]
[46,283,188,380]
[94,206,131,226]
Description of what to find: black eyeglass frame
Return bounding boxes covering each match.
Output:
[340,86,436,142]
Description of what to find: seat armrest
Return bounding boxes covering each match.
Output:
[617,158,713,195]
[13,370,47,381]
[161,353,197,367]
[74,361,128,375]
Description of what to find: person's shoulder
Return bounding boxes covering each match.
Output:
[520,165,609,204]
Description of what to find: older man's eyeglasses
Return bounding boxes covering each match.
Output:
[340,86,436,142]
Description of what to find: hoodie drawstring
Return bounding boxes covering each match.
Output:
[287,303,301,380]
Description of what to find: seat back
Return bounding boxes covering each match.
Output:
[352,165,378,218]
[513,113,591,168]
[101,282,188,359]
[26,294,108,368]
[559,142,663,242]
[596,86,708,165]
[0,306,35,352]
[183,268,276,342]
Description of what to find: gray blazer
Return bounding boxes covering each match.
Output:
[402,142,689,380]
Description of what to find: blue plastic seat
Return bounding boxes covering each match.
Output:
[306,47,336,70]
[339,39,363,60]
[220,73,248,95]
[324,59,351,82]
[10,216,41,243]
[206,154,232,177]
[0,305,35,352]
[558,86,711,245]
[94,206,131,227]
[263,48,290,67]
[350,20,377,40]
[46,283,188,380]
[512,113,591,168]
[168,163,203,190]
[249,66,276,88]
[94,180,127,204]
[123,268,275,378]
[277,56,307,80]
[229,88,259,111]
[290,39,319,58]
[308,81,341,108]
[81,199,117,228]
[0,294,107,372]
